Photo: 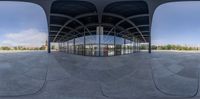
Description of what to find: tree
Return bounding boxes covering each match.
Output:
[51,45,56,50]
[40,45,46,50]
[1,47,11,50]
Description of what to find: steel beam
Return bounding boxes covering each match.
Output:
[51,13,96,41]
[103,13,148,42]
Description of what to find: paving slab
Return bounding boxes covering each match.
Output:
[0,51,200,99]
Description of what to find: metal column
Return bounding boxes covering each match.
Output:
[48,36,51,53]
[149,33,151,53]
[136,39,138,52]
[73,38,75,54]
[114,28,116,56]
[98,26,101,56]
[135,38,137,52]
[84,28,86,56]
[138,40,140,52]
[137,39,139,52]
[61,42,62,51]
[107,44,109,56]
[58,43,60,51]
[67,41,69,54]
[132,37,134,53]
[123,38,126,55]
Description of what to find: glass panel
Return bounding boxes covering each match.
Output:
[75,37,84,55]
[85,35,99,56]
[68,39,74,54]
[116,37,124,55]
[125,39,132,54]
[101,35,114,56]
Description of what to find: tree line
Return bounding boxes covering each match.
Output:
[0,45,47,51]
[140,44,200,51]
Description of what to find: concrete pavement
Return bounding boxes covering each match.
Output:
[0,51,200,99]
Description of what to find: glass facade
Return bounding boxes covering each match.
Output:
[58,34,141,57]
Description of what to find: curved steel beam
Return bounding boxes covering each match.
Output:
[106,14,149,35]
[51,12,97,42]
[51,23,149,42]
[67,23,126,34]
[61,30,150,42]
[50,31,78,37]
[61,23,127,41]
[103,13,149,42]
[55,23,126,39]
[61,30,117,41]
[123,31,150,37]
[51,12,148,42]
[50,23,126,41]
[118,24,149,34]
[50,24,82,34]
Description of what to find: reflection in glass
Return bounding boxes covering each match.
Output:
[59,34,140,56]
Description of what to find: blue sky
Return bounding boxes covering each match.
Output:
[1,1,200,47]
[152,1,200,46]
[0,2,48,47]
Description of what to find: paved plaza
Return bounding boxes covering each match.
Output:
[0,51,200,99]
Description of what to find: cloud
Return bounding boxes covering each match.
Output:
[0,29,47,47]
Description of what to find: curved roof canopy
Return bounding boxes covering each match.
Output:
[50,1,150,43]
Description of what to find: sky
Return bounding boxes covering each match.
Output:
[151,1,200,47]
[0,2,48,47]
[1,1,200,47]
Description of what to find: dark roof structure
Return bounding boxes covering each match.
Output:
[49,1,150,43]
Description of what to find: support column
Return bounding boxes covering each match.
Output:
[73,38,75,54]
[135,38,137,52]
[61,42,62,51]
[136,38,138,52]
[62,42,64,51]
[98,26,101,56]
[137,39,139,52]
[62,42,63,51]
[84,28,86,56]
[132,37,134,53]
[136,39,138,52]
[148,39,151,53]
[106,44,109,56]
[58,43,60,51]
[114,28,116,56]
[123,38,126,55]
[133,39,135,53]
[138,40,140,52]
[92,44,94,56]
[67,41,69,54]
[47,36,51,53]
